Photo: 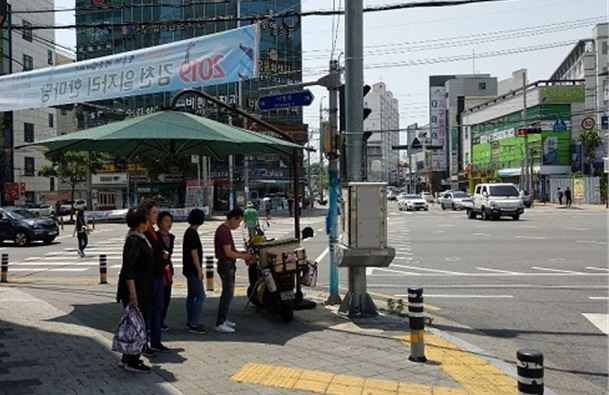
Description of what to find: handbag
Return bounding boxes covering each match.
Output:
[300,260,318,287]
[163,264,173,285]
[111,305,147,355]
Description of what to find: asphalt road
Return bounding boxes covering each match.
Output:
[2,205,607,394]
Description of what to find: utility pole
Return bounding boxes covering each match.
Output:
[522,70,529,192]
[319,97,326,202]
[340,0,379,317]
[326,59,341,305]
[228,116,235,210]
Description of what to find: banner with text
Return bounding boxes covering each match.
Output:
[0,25,259,112]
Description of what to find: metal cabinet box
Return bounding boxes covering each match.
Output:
[341,182,387,249]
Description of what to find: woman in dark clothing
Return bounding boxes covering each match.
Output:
[73,210,88,257]
[116,208,154,373]
[157,211,175,331]
[138,199,170,354]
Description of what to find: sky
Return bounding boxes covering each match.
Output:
[54,0,608,150]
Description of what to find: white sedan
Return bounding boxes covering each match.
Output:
[397,194,429,211]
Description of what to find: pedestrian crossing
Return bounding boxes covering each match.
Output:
[4,218,319,277]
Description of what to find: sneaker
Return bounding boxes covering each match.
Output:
[225,319,236,328]
[150,343,171,353]
[142,346,157,358]
[187,325,207,334]
[77,250,84,257]
[161,324,170,331]
[118,356,126,368]
[124,361,152,373]
[214,323,236,334]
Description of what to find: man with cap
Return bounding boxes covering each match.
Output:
[243,202,259,238]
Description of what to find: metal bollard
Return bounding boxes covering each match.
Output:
[1,254,8,283]
[408,287,427,363]
[99,254,108,284]
[205,256,214,291]
[60,216,64,230]
[517,348,544,395]
[92,217,96,230]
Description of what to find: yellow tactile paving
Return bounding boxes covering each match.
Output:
[231,362,467,394]
[397,333,517,395]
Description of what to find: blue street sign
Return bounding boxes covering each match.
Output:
[552,116,568,131]
[602,115,609,130]
[257,90,314,111]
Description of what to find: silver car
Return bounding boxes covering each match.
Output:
[439,191,472,210]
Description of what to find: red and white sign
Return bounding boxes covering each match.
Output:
[581,117,596,130]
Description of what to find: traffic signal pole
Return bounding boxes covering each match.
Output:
[522,71,530,192]
[340,0,378,317]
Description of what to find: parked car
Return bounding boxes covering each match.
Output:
[397,194,429,211]
[58,199,87,215]
[520,190,533,208]
[439,191,473,211]
[24,204,55,217]
[0,207,60,246]
[420,192,434,204]
[467,183,525,221]
[387,190,398,201]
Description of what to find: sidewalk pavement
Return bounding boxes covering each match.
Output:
[532,202,607,211]
[0,283,520,395]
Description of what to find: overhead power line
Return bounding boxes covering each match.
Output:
[6,0,514,30]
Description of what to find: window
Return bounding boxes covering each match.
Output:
[602,41,608,55]
[22,20,32,42]
[48,113,54,128]
[47,50,53,65]
[22,54,33,71]
[478,82,487,90]
[50,177,55,192]
[24,157,35,176]
[24,122,34,142]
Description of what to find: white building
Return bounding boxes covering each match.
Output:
[2,0,58,205]
[550,23,608,170]
[364,82,400,183]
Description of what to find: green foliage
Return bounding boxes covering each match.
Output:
[135,155,198,184]
[309,162,328,189]
[579,129,603,173]
[38,151,106,201]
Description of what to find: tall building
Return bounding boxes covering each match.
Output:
[75,0,306,210]
[0,0,58,205]
[364,82,399,183]
[550,23,608,172]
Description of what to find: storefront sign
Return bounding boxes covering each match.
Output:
[92,173,128,185]
[429,86,447,171]
[0,25,259,112]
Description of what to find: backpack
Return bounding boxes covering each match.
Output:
[111,305,147,355]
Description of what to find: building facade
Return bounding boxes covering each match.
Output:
[550,23,608,172]
[1,0,58,205]
[75,0,305,209]
[363,82,399,183]
[462,81,584,198]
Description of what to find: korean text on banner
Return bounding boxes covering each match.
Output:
[0,25,259,112]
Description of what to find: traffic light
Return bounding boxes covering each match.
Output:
[339,84,373,135]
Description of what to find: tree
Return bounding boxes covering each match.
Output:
[38,151,106,216]
[309,162,328,189]
[579,129,602,175]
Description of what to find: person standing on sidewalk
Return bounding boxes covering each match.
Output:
[183,209,207,334]
[557,187,563,205]
[214,208,255,334]
[73,209,88,257]
[565,186,572,207]
[116,208,154,373]
[243,202,259,238]
[139,199,171,354]
[157,211,175,331]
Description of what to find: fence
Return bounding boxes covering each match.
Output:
[547,176,601,204]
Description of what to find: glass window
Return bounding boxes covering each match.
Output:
[22,20,32,42]
[478,82,486,90]
[24,157,35,176]
[23,54,33,71]
[24,122,34,142]
[50,177,55,192]
[48,114,54,128]
[489,185,519,197]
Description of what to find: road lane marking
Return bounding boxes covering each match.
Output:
[577,240,607,245]
[11,262,101,266]
[395,294,513,299]
[4,268,49,272]
[371,284,609,289]
[49,268,89,272]
[588,297,609,300]
[369,268,422,276]
[471,233,491,237]
[531,266,583,274]
[515,235,547,240]
[587,267,609,272]
[445,257,461,262]
[575,227,590,231]
[390,264,464,275]
[476,267,523,275]
[582,313,609,335]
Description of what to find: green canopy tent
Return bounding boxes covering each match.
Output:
[21,110,302,159]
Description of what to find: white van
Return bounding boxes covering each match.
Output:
[467,183,525,221]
